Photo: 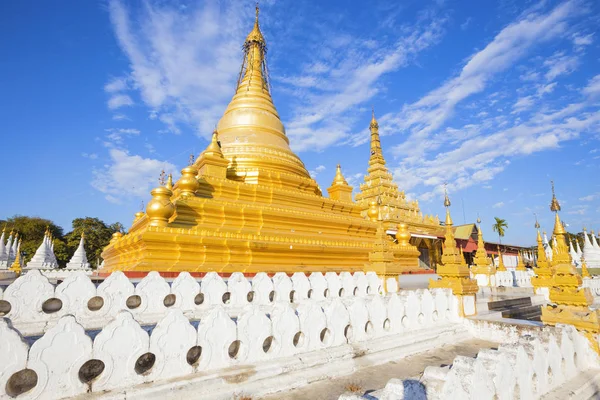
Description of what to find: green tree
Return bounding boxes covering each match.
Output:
[64,217,124,268]
[492,217,508,244]
[0,215,67,266]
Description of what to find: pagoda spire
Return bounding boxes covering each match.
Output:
[215,4,316,190]
[471,218,495,282]
[369,108,386,168]
[327,164,353,202]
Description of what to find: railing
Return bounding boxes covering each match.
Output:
[0,282,458,399]
[0,270,394,335]
[340,324,599,399]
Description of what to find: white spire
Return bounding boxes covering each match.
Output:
[25,231,59,270]
[5,232,14,264]
[583,229,600,269]
[569,239,578,266]
[576,239,583,258]
[543,232,553,261]
[592,231,600,250]
[66,234,90,270]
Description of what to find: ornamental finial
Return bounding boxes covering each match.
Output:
[550,180,561,212]
[255,2,259,22]
[443,183,451,208]
[189,154,195,166]
[166,173,173,190]
[159,170,166,186]
[534,213,540,229]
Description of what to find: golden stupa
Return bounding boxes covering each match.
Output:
[100,7,443,276]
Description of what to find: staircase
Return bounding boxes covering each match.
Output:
[487,297,541,321]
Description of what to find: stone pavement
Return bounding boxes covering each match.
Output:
[262,338,497,400]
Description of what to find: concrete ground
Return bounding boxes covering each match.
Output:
[262,338,497,400]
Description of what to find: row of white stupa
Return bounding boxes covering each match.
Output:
[542,229,600,268]
[0,228,90,271]
[0,229,20,269]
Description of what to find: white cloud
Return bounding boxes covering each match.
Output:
[112,114,129,121]
[108,94,134,110]
[579,193,599,201]
[493,202,505,208]
[512,96,535,113]
[81,153,98,160]
[279,15,447,151]
[91,148,177,202]
[573,32,594,47]
[105,128,141,144]
[583,74,600,97]
[104,77,128,93]
[107,0,249,136]
[536,82,557,96]
[543,51,579,80]
[389,1,579,162]
[460,17,472,31]
[520,70,540,81]
[309,164,327,178]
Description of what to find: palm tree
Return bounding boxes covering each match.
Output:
[492,217,508,244]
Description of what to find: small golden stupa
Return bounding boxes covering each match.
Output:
[541,182,600,351]
[100,6,442,275]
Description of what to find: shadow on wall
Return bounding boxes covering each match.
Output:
[362,379,427,399]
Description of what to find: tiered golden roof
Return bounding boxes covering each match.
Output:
[354,110,441,233]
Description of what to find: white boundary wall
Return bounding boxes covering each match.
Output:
[0,270,463,399]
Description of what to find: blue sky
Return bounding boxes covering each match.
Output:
[1,0,599,245]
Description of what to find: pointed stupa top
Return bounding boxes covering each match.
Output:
[26,230,58,270]
[203,130,224,159]
[0,226,6,263]
[216,4,316,191]
[543,231,553,261]
[332,164,349,186]
[443,184,453,226]
[576,238,583,257]
[245,4,265,44]
[550,180,561,212]
[368,108,386,168]
[592,230,600,250]
[66,233,90,270]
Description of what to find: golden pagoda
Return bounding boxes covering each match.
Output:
[354,109,443,265]
[541,182,600,351]
[531,218,553,295]
[470,218,495,286]
[429,187,478,316]
[100,7,430,275]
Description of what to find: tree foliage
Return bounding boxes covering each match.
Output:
[492,217,508,243]
[0,215,124,268]
[64,217,125,267]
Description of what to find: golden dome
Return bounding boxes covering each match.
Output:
[146,185,175,227]
[177,165,200,196]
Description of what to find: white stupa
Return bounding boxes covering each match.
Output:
[25,229,59,270]
[0,227,7,269]
[583,229,600,269]
[569,240,579,267]
[543,232,553,261]
[66,233,91,270]
[576,239,583,261]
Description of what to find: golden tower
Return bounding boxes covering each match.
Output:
[471,218,495,285]
[429,187,478,316]
[531,217,553,294]
[541,182,600,351]
[354,109,443,266]
[100,7,427,276]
